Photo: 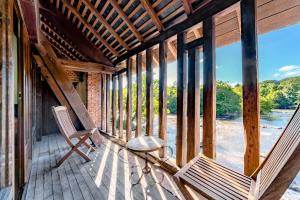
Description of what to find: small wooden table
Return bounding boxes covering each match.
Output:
[126,136,165,174]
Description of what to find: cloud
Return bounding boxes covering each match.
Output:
[273,73,280,77]
[279,65,300,72]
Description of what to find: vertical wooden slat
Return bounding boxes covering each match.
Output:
[159,41,167,158]
[112,75,117,136]
[36,69,43,142]
[176,32,187,167]
[101,74,106,130]
[106,74,111,133]
[146,48,153,136]
[126,58,132,141]
[203,16,216,159]
[0,0,14,187]
[187,47,200,162]
[241,0,260,176]
[118,73,124,139]
[135,53,142,137]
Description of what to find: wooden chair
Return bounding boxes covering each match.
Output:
[174,105,300,200]
[52,106,97,167]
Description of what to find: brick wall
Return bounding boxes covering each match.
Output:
[87,73,101,127]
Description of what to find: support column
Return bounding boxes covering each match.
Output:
[118,73,124,139]
[241,0,260,176]
[126,58,132,141]
[176,32,187,167]
[159,41,167,158]
[203,16,216,159]
[106,74,111,133]
[187,47,200,162]
[146,48,153,136]
[136,53,142,137]
[101,74,106,131]
[112,75,117,136]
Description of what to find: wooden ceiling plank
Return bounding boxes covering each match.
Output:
[82,0,130,50]
[58,0,119,56]
[182,0,193,16]
[140,0,165,32]
[108,0,144,41]
[157,0,178,15]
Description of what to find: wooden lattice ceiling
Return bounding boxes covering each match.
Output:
[35,0,300,66]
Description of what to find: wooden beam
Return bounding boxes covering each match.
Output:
[58,59,117,74]
[159,41,167,158]
[187,47,200,162]
[57,0,119,56]
[146,48,154,136]
[114,0,239,64]
[176,32,187,167]
[101,74,106,130]
[140,0,165,32]
[203,16,216,159]
[33,55,77,123]
[118,73,124,139]
[168,41,177,59]
[182,0,193,16]
[82,0,130,50]
[241,0,260,176]
[39,3,113,66]
[126,58,133,142]
[135,54,142,137]
[0,0,14,187]
[184,37,204,50]
[106,74,111,133]
[108,0,143,42]
[35,38,102,145]
[112,75,117,136]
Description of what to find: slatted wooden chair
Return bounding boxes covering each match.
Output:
[174,105,300,200]
[52,106,97,167]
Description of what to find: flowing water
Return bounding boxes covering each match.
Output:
[150,109,299,199]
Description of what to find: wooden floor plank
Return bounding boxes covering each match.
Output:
[24,134,182,200]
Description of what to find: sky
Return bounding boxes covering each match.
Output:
[152,23,300,86]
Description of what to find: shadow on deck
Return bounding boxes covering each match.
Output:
[24,134,185,200]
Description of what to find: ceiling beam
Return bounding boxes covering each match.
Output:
[108,0,144,42]
[58,59,120,74]
[182,0,193,16]
[81,0,130,50]
[140,0,165,32]
[114,0,240,64]
[39,1,113,66]
[57,0,119,56]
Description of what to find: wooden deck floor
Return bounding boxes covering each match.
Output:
[24,134,185,200]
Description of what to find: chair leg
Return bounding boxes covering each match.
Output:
[173,176,194,200]
[77,136,96,152]
[56,148,74,167]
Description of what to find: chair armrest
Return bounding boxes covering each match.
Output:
[70,128,97,139]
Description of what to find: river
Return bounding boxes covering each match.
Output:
[149,109,299,199]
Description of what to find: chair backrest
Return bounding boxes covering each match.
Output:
[256,105,300,199]
[52,106,77,141]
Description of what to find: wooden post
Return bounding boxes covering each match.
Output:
[159,41,167,158]
[106,74,111,134]
[146,48,153,136]
[203,16,216,159]
[101,74,106,131]
[112,75,117,136]
[126,58,132,141]
[241,0,260,176]
[136,53,142,137]
[118,73,124,139]
[187,47,200,162]
[176,32,187,167]
[35,69,43,142]
[0,0,14,187]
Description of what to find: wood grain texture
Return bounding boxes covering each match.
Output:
[126,58,133,142]
[158,41,167,158]
[135,53,142,137]
[146,48,154,136]
[241,0,260,176]
[202,16,216,159]
[176,32,187,167]
[187,47,200,162]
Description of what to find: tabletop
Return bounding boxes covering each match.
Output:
[126,136,165,153]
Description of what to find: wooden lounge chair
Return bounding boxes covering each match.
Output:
[52,106,97,167]
[174,105,300,200]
